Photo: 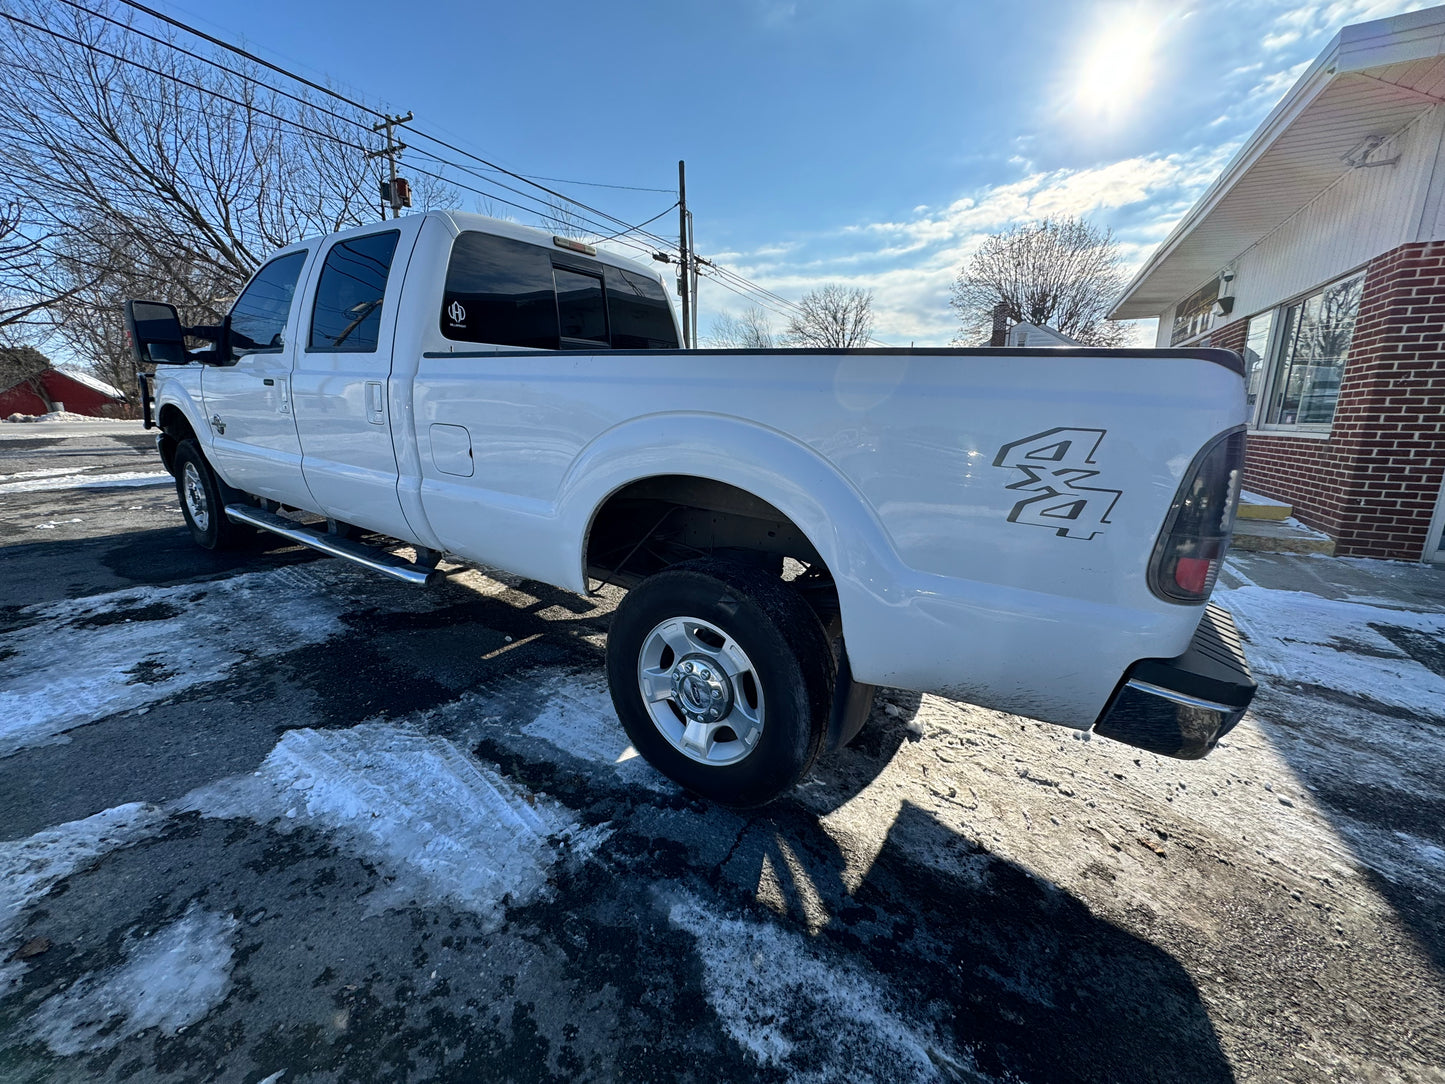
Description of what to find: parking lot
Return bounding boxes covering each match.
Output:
[2,422,1444,1083]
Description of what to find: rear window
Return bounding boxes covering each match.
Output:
[606,267,678,349]
[441,231,678,350]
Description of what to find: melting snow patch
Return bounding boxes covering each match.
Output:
[670,896,984,1083]
[0,803,167,1000]
[521,675,671,791]
[0,470,170,493]
[180,725,594,928]
[1218,584,1445,718]
[31,903,237,1055]
[0,569,347,757]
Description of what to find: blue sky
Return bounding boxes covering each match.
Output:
[174,0,1431,344]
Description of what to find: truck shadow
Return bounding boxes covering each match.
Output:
[599,792,1236,1083]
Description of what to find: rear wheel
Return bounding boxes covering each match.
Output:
[606,559,835,807]
[173,439,247,551]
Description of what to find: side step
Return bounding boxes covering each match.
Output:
[224,504,437,587]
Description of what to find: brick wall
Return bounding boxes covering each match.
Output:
[1222,241,1445,559]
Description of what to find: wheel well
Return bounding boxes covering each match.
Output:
[155,404,196,475]
[585,475,839,625]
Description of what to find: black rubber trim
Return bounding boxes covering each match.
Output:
[421,346,1247,376]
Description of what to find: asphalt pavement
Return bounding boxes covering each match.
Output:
[1,422,1443,1084]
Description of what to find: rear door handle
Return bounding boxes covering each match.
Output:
[366,381,385,425]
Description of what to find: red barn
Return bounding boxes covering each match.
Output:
[0,368,126,418]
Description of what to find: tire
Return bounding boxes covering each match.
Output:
[606,558,836,808]
[173,439,248,551]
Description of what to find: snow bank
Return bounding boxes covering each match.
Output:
[180,725,596,928]
[31,903,237,1054]
[0,569,346,757]
[0,470,170,493]
[670,895,984,1083]
[1217,584,1445,718]
[0,803,166,999]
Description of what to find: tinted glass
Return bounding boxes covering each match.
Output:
[309,231,399,352]
[441,232,560,349]
[555,267,607,344]
[230,251,306,354]
[606,267,679,349]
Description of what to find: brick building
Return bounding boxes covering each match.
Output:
[1112,7,1445,562]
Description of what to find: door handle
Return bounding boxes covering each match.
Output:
[263,378,275,386]
[366,381,385,425]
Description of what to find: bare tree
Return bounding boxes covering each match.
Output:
[0,0,453,397]
[544,197,591,240]
[709,306,776,348]
[950,217,1129,347]
[783,285,874,348]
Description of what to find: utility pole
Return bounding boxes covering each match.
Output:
[368,111,413,220]
[677,160,690,348]
[687,209,699,348]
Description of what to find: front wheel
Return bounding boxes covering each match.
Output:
[173,439,248,551]
[606,559,836,807]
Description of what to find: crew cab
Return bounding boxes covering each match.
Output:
[125,211,1255,806]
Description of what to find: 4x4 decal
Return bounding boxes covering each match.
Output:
[993,427,1122,540]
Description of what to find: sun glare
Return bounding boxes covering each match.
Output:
[1074,9,1160,126]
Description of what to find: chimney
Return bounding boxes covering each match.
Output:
[989,303,1010,347]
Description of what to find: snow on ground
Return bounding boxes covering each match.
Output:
[0,569,347,758]
[0,470,170,494]
[30,903,237,1055]
[670,894,986,1084]
[520,673,671,790]
[0,803,167,999]
[1216,582,1445,718]
[180,724,599,928]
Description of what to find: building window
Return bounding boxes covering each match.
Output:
[1260,274,1363,428]
[1171,279,1219,345]
[1242,311,1272,417]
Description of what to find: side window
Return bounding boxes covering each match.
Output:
[441,232,560,348]
[309,231,400,352]
[229,251,307,355]
[554,267,607,344]
[606,267,679,349]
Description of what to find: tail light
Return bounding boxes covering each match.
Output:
[1148,427,1245,604]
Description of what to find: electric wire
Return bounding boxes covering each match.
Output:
[12,2,870,341]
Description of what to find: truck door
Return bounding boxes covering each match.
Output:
[291,226,417,540]
[201,248,314,504]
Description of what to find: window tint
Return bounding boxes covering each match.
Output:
[606,267,679,348]
[230,251,307,354]
[309,231,400,352]
[441,232,560,348]
[555,267,607,344]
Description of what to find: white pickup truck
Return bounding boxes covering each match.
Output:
[125,211,1255,806]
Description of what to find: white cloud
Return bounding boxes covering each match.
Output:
[704,148,1231,344]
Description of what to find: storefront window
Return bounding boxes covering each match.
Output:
[1263,275,1362,427]
[1170,279,1220,346]
[1242,311,1273,418]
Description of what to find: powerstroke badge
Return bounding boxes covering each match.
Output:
[993,428,1122,540]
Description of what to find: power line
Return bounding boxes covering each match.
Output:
[101,0,678,246]
[109,0,385,119]
[0,10,372,154]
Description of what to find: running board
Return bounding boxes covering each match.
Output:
[223,504,437,587]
